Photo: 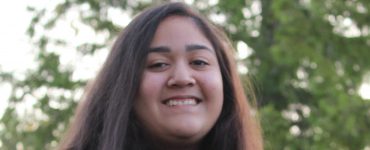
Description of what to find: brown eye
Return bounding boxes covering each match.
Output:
[191,60,209,66]
[147,62,170,72]
[148,63,169,68]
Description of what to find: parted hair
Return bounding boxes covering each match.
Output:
[59,2,263,150]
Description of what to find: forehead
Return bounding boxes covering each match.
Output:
[149,15,213,50]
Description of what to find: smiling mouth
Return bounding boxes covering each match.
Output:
[162,97,202,107]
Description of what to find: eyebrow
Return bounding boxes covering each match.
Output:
[186,44,213,52]
[148,44,213,53]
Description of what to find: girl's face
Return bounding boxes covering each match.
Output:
[134,15,224,146]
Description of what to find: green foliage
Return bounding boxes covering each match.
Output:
[1,0,369,149]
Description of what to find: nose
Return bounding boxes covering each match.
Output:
[167,63,196,88]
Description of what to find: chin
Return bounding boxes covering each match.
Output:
[166,121,208,142]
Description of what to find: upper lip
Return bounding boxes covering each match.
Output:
[161,95,202,104]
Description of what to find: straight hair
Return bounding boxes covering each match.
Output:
[59,2,263,150]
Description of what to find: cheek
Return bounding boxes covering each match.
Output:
[138,73,166,99]
[198,70,224,132]
[134,73,167,123]
[201,71,223,95]
[198,70,224,108]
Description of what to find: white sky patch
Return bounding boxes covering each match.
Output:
[184,0,194,5]
[242,0,261,19]
[341,18,362,37]
[237,63,248,74]
[108,7,132,27]
[0,0,112,118]
[359,83,370,100]
[15,94,38,118]
[0,1,36,73]
[242,7,252,19]
[0,0,65,116]
[283,110,300,122]
[72,48,109,81]
[0,0,37,119]
[209,0,219,6]
[0,83,11,118]
[296,67,308,80]
[365,146,370,150]
[327,15,362,37]
[359,73,370,100]
[251,0,262,15]
[299,0,311,6]
[237,41,253,59]
[290,125,301,136]
[209,13,226,25]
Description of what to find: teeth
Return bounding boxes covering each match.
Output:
[166,98,197,106]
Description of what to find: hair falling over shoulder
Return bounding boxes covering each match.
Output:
[58,2,263,150]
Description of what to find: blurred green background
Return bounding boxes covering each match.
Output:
[0,0,369,149]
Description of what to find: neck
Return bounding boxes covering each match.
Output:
[134,121,202,150]
[153,143,200,150]
[145,134,201,150]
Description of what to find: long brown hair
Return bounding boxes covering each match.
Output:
[59,2,263,150]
